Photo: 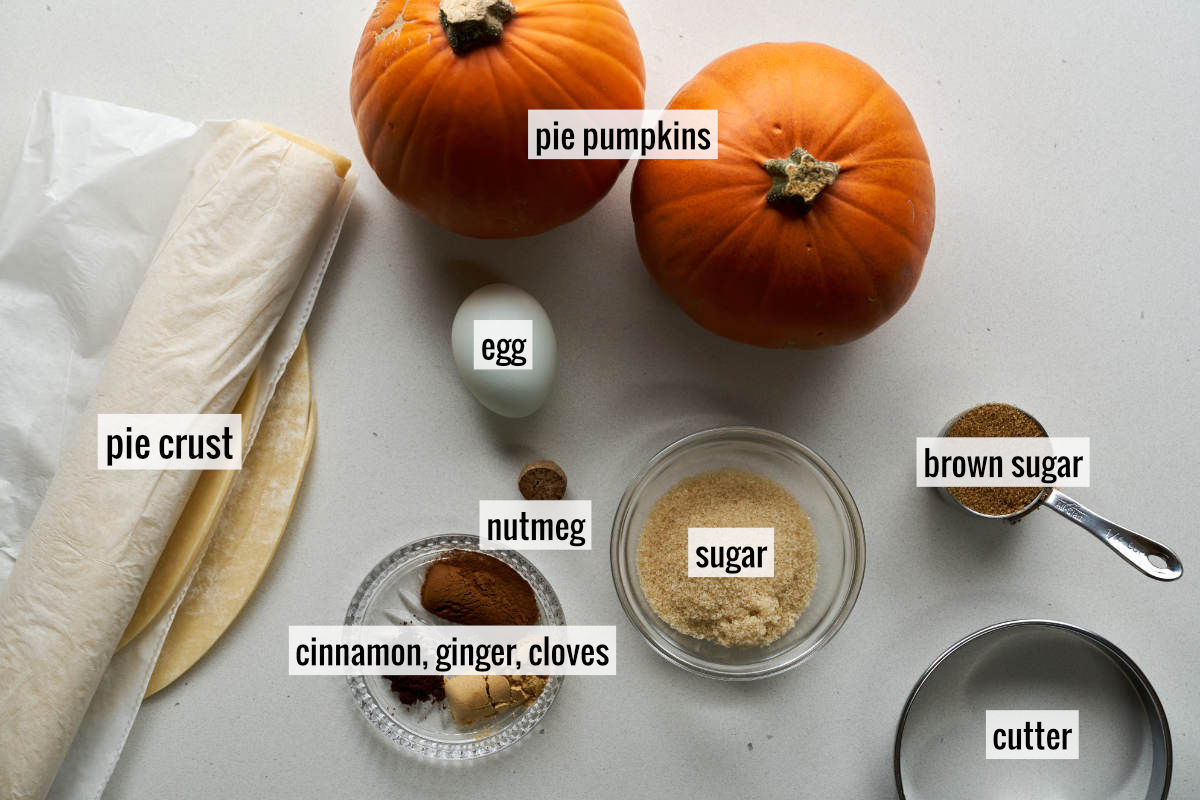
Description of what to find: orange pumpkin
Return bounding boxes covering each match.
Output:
[631,43,935,348]
[351,0,645,239]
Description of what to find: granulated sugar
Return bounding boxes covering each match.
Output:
[636,468,818,648]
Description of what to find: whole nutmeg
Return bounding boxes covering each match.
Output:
[518,460,567,500]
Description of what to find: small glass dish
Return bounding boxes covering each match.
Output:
[610,426,865,680]
[345,534,563,759]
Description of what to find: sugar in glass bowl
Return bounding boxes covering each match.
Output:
[610,427,865,680]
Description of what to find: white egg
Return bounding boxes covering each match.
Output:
[451,284,557,418]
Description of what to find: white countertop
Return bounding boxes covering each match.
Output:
[2,1,1197,797]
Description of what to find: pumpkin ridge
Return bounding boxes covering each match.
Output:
[835,172,933,216]
[821,189,926,254]
[847,155,930,169]
[817,83,887,160]
[526,0,624,12]
[751,217,795,317]
[801,212,834,313]
[815,206,886,309]
[515,25,646,91]
[684,71,774,158]
[504,48,609,200]
[523,0,638,29]
[502,37,589,109]
[459,47,510,219]
[382,55,461,190]
[686,207,766,288]
[355,21,451,124]
[491,44,602,197]
[718,137,770,167]
[353,20,441,112]
[571,149,601,195]
[483,44,548,230]
[638,181,763,217]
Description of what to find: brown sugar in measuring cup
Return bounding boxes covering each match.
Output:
[942,403,1049,518]
[934,403,1182,581]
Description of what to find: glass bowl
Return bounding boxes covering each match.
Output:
[345,534,564,759]
[610,426,865,680]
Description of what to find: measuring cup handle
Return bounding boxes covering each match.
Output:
[1043,489,1183,581]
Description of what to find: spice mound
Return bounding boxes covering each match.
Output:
[946,403,1049,516]
[636,468,818,648]
[444,675,548,726]
[384,675,446,706]
[420,550,539,626]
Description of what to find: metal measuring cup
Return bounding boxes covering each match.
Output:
[936,404,1183,582]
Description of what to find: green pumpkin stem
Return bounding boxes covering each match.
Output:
[439,0,517,54]
[763,147,840,208]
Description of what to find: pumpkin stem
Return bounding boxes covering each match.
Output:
[439,0,516,54]
[763,147,839,208]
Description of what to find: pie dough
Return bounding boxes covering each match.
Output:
[146,336,314,697]
[117,369,262,649]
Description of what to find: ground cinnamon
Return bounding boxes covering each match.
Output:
[420,550,539,626]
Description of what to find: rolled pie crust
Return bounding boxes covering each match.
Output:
[0,121,344,800]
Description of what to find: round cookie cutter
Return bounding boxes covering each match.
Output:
[895,620,1171,799]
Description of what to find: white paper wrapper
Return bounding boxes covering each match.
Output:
[0,92,356,799]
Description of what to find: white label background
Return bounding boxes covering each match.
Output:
[479,500,592,550]
[97,413,241,470]
[473,319,533,370]
[528,109,719,159]
[289,625,616,675]
[687,527,774,577]
[986,710,1080,760]
[916,437,1090,487]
